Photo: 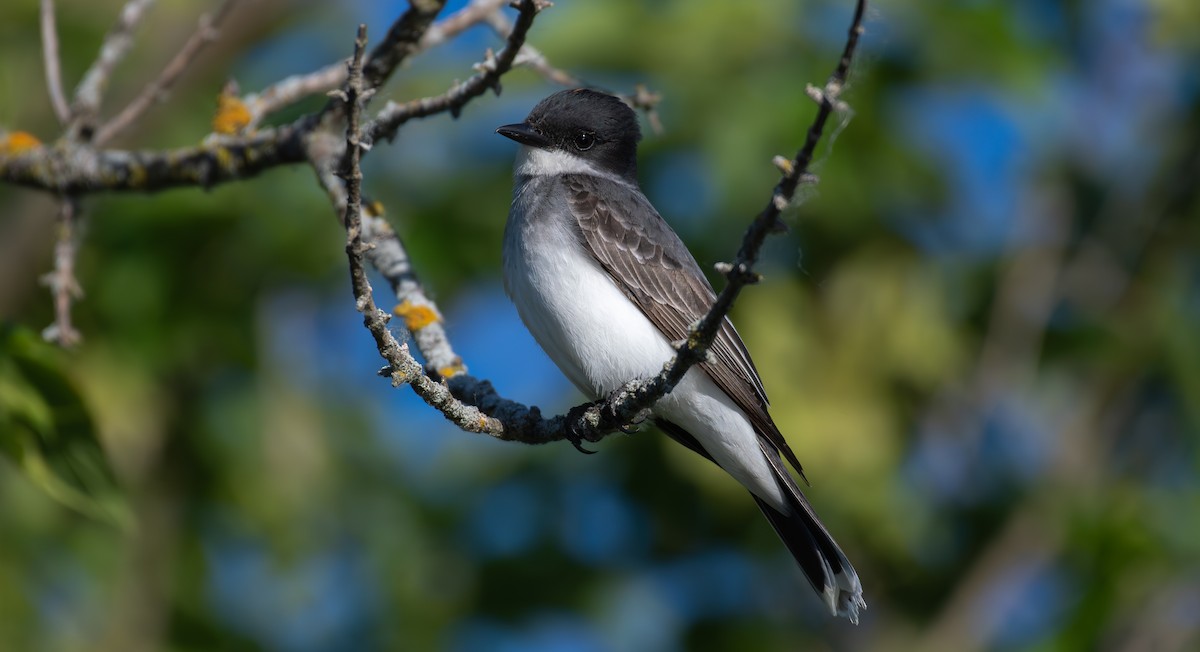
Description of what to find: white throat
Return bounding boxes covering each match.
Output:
[513,146,629,186]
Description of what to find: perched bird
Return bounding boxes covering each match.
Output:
[497,88,865,622]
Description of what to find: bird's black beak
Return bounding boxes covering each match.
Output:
[496,122,550,148]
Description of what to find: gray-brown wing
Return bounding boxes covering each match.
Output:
[561,173,806,477]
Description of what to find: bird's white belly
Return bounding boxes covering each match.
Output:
[502,203,786,508]
[505,218,673,398]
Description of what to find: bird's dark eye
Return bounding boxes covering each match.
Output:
[573,131,595,151]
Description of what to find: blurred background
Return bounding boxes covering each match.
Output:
[2,0,1198,650]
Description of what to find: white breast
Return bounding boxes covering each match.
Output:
[503,178,675,398]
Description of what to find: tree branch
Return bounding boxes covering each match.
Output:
[420,0,508,50]
[71,0,158,131]
[365,0,548,145]
[360,208,464,378]
[242,62,348,131]
[95,0,241,145]
[481,9,662,131]
[0,124,310,193]
[39,0,70,124]
[40,196,84,347]
[360,0,447,94]
[240,0,508,132]
[335,26,506,436]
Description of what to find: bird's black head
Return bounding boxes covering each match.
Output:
[497,88,642,181]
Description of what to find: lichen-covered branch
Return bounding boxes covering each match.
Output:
[360,209,464,378]
[0,124,311,193]
[40,197,84,347]
[335,26,505,436]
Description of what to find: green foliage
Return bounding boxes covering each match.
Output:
[0,325,129,528]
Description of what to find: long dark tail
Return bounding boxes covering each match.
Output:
[657,419,865,623]
[753,439,865,623]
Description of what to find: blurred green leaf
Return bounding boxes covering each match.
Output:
[0,324,130,528]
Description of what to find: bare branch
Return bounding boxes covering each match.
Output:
[482,9,662,131]
[71,0,158,127]
[484,9,578,87]
[365,0,548,145]
[361,0,448,94]
[242,62,348,131]
[240,0,501,131]
[40,0,71,124]
[95,0,241,145]
[40,197,84,347]
[419,0,508,51]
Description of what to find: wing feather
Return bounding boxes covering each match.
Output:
[562,174,807,477]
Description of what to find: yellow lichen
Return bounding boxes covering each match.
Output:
[394,300,441,331]
[0,131,41,155]
[214,146,234,170]
[437,359,466,379]
[128,163,147,188]
[212,90,251,135]
[365,200,386,217]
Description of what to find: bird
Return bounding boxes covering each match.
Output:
[496,88,865,622]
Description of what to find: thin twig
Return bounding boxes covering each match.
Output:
[240,0,495,131]
[242,62,348,130]
[40,0,71,124]
[72,0,158,128]
[41,197,84,347]
[365,0,549,144]
[95,0,240,145]
[483,9,662,132]
[361,0,448,95]
[341,25,373,310]
[420,0,508,50]
[484,9,577,87]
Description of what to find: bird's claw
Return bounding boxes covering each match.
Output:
[564,405,598,454]
[565,425,597,454]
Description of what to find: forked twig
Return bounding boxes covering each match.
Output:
[96,0,240,145]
